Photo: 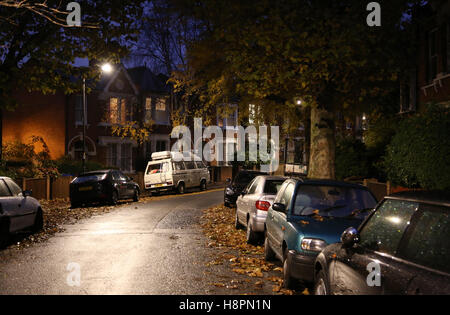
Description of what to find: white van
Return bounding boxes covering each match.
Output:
[144,151,210,194]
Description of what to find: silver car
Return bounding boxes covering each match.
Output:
[235,176,287,244]
[0,177,44,248]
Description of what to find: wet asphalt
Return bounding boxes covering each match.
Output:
[0,190,232,294]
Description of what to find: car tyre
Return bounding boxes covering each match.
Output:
[70,201,80,209]
[177,182,185,194]
[314,269,330,295]
[264,233,276,261]
[234,210,244,230]
[200,180,207,191]
[0,220,9,249]
[246,220,258,245]
[31,209,44,233]
[283,249,298,290]
[133,188,139,202]
[110,190,119,205]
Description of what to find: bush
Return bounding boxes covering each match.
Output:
[2,136,59,178]
[56,156,108,176]
[335,136,370,180]
[384,105,450,190]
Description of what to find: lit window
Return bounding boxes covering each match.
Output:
[156,98,166,111]
[145,98,152,123]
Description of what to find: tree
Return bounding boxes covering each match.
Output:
[169,0,420,179]
[0,0,143,157]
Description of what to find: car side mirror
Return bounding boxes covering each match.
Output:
[272,203,286,212]
[129,177,134,181]
[240,191,246,196]
[341,227,360,248]
[23,190,32,197]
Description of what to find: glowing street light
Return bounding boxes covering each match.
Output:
[101,63,113,74]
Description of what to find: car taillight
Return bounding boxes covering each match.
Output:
[256,200,271,211]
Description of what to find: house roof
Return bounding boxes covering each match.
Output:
[127,66,171,94]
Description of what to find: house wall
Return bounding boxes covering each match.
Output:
[2,91,67,159]
[416,3,450,110]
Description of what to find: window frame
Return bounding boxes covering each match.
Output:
[0,179,13,197]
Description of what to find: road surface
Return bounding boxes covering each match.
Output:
[0,190,232,294]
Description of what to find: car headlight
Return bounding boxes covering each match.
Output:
[226,188,234,195]
[301,238,327,252]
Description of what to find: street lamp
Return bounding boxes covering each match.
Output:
[81,63,114,173]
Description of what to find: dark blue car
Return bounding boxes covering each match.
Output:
[264,178,377,289]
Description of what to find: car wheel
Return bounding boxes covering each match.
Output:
[234,210,244,230]
[133,189,139,202]
[200,180,207,191]
[177,183,185,194]
[283,249,298,290]
[31,209,44,233]
[314,270,330,295]
[264,233,276,261]
[246,220,258,245]
[0,220,9,249]
[110,190,119,205]
[70,201,80,209]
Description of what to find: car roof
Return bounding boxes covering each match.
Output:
[288,178,368,190]
[238,170,267,174]
[79,170,113,175]
[256,175,288,181]
[386,190,450,207]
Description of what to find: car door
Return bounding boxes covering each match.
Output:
[112,171,125,198]
[397,203,450,295]
[237,178,259,225]
[4,178,36,231]
[332,199,418,295]
[268,182,295,259]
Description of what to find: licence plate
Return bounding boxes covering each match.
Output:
[79,186,93,192]
[155,184,164,188]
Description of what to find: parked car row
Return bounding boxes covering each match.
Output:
[230,171,450,295]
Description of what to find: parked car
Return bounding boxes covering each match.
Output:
[224,170,266,207]
[144,151,210,195]
[0,177,44,248]
[264,178,377,289]
[235,176,287,244]
[313,191,450,295]
[70,170,140,208]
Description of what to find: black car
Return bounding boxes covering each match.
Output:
[313,191,450,295]
[224,170,266,207]
[70,170,140,208]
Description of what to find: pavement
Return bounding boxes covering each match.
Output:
[0,188,280,295]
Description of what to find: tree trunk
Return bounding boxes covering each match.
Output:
[308,105,336,179]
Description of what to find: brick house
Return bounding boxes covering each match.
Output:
[401,0,450,113]
[2,65,172,174]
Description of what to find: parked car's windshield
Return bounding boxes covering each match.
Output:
[263,180,285,194]
[73,173,107,184]
[293,185,377,218]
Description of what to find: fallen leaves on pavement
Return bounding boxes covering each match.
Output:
[201,204,302,295]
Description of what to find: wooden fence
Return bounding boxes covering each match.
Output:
[17,172,147,201]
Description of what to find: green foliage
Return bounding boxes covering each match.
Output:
[56,156,108,176]
[2,136,59,178]
[384,105,450,190]
[335,137,370,180]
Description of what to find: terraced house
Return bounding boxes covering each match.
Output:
[2,65,173,174]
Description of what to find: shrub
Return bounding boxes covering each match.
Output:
[2,136,59,178]
[384,105,450,190]
[56,156,108,176]
[335,136,370,180]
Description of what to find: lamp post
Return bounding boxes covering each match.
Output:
[81,63,113,173]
